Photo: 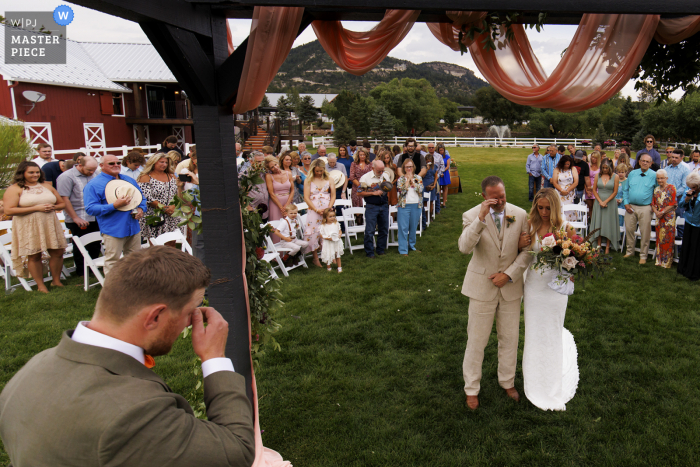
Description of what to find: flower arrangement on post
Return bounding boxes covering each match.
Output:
[529,227,613,295]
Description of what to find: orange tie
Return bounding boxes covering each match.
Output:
[144,355,155,369]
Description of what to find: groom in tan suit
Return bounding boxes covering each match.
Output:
[458,176,531,410]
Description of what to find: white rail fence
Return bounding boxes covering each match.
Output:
[53,143,194,160]
[311,136,699,150]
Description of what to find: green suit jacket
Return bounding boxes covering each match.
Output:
[0,331,255,466]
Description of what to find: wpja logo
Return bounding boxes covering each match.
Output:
[4,9,69,64]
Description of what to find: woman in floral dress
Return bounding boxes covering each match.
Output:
[651,169,677,268]
[552,155,579,222]
[349,149,372,207]
[138,153,181,244]
[304,159,335,267]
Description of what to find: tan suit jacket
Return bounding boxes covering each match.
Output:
[0,332,255,467]
[458,202,532,302]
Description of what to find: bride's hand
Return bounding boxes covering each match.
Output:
[518,232,531,250]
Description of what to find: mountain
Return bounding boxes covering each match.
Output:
[267,40,487,105]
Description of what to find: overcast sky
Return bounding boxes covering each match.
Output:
[2,0,647,99]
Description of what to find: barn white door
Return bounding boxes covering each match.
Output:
[24,122,53,147]
[133,125,150,146]
[83,123,106,157]
[172,125,185,150]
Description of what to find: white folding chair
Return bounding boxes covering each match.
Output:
[387,206,399,248]
[423,192,431,228]
[150,230,193,254]
[1,232,35,292]
[618,207,627,246]
[0,220,13,234]
[264,221,307,272]
[294,202,308,211]
[71,231,106,291]
[674,217,685,263]
[333,199,356,239]
[261,235,289,277]
[562,204,588,236]
[342,207,367,254]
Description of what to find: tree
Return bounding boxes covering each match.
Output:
[673,91,700,142]
[636,34,700,102]
[472,86,531,127]
[369,78,443,134]
[370,105,395,144]
[320,98,337,121]
[333,116,355,148]
[286,87,301,112]
[592,123,609,148]
[642,99,678,141]
[259,95,271,116]
[631,129,647,151]
[329,90,358,121]
[348,96,376,137]
[296,95,318,125]
[440,98,461,130]
[0,123,33,188]
[275,96,292,120]
[615,97,641,142]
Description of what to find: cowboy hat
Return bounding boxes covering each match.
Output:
[105,179,143,211]
[383,167,395,183]
[329,169,346,189]
[318,156,329,166]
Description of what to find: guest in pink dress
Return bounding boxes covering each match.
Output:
[265,156,294,243]
[304,159,335,267]
[585,151,601,220]
[349,149,372,207]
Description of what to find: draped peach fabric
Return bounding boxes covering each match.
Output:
[232,7,304,114]
[227,22,235,56]
[467,15,660,112]
[655,16,700,44]
[311,10,420,76]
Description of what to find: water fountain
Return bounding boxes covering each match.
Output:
[486,125,511,145]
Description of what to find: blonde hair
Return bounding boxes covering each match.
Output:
[286,204,298,214]
[590,151,600,168]
[263,155,278,171]
[529,188,564,242]
[321,208,336,224]
[353,149,369,164]
[140,152,174,178]
[305,159,329,184]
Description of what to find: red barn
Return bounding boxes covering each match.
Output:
[0,26,194,158]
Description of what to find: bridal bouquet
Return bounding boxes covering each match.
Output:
[529,228,612,295]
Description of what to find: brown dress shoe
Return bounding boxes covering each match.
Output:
[639,258,647,264]
[466,395,479,410]
[504,387,520,402]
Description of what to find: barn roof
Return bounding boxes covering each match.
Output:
[0,26,131,93]
[80,42,177,83]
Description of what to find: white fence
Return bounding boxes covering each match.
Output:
[311,136,700,151]
[53,143,194,160]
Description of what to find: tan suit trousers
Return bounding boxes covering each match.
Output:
[624,204,652,258]
[463,290,521,396]
[102,233,141,275]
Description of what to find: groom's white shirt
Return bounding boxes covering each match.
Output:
[458,202,532,302]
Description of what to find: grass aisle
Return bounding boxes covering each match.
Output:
[1,149,698,466]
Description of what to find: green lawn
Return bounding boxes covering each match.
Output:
[2,148,699,466]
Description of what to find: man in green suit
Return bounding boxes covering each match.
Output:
[0,247,255,466]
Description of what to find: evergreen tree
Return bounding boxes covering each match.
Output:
[370,105,395,144]
[296,95,318,124]
[333,116,355,148]
[286,88,301,112]
[615,97,641,142]
[631,129,647,152]
[348,97,375,137]
[276,96,292,120]
[593,123,609,148]
[259,95,271,115]
[321,98,337,121]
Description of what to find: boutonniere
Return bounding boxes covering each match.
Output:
[506,215,516,227]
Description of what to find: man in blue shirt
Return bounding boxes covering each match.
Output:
[84,154,147,275]
[622,154,657,264]
[541,145,561,189]
[525,144,543,201]
[666,148,690,238]
[635,135,662,170]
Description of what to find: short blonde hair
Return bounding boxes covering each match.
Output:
[287,204,299,213]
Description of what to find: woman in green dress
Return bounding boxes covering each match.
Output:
[590,160,620,253]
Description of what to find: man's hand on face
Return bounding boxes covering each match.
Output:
[478,198,499,222]
[191,307,229,362]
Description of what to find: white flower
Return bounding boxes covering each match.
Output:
[562,256,578,271]
[542,236,557,248]
[562,248,571,256]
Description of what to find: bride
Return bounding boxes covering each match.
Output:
[522,188,579,411]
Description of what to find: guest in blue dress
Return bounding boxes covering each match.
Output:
[422,153,438,229]
[437,145,451,208]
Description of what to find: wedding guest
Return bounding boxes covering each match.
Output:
[542,145,562,189]
[660,147,675,169]
[426,143,444,212]
[166,150,182,172]
[379,150,398,207]
[637,135,661,170]
[138,153,180,244]
[347,140,358,158]
[617,152,632,173]
[121,151,145,180]
[349,148,372,207]
[280,152,303,204]
[310,145,327,162]
[397,138,427,178]
[585,151,601,219]
[651,169,677,268]
[526,144,543,202]
[337,146,353,178]
[622,154,657,264]
[273,204,309,263]
[175,145,195,173]
[319,208,344,272]
[32,143,55,168]
[397,158,424,256]
[265,156,294,243]
[297,142,312,160]
[666,148,690,238]
[590,160,620,253]
[325,153,348,195]
[359,160,390,258]
[678,172,700,280]
[41,159,66,189]
[178,152,204,264]
[160,135,184,159]
[304,159,335,267]
[362,140,375,161]
[572,151,591,203]
[2,161,66,292]
[437,145,451,208]
[611,148,621,167]
[240,151,269,220]
[423,153,438,226]
[622,146,636,168]
[552,155,578,221]
[0,247,255,466]
[686,149,700,172]
[615,163,629,227]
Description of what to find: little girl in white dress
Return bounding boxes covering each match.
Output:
[319,208,344,273]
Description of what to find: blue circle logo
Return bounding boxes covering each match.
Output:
[53,5,74,26]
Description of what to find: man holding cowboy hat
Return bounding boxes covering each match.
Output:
[84,154,147,274]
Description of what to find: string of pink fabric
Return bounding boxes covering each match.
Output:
[231,11,700,114]
[233,11,700,467]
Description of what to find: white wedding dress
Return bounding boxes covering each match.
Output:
[522,235,579,411]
